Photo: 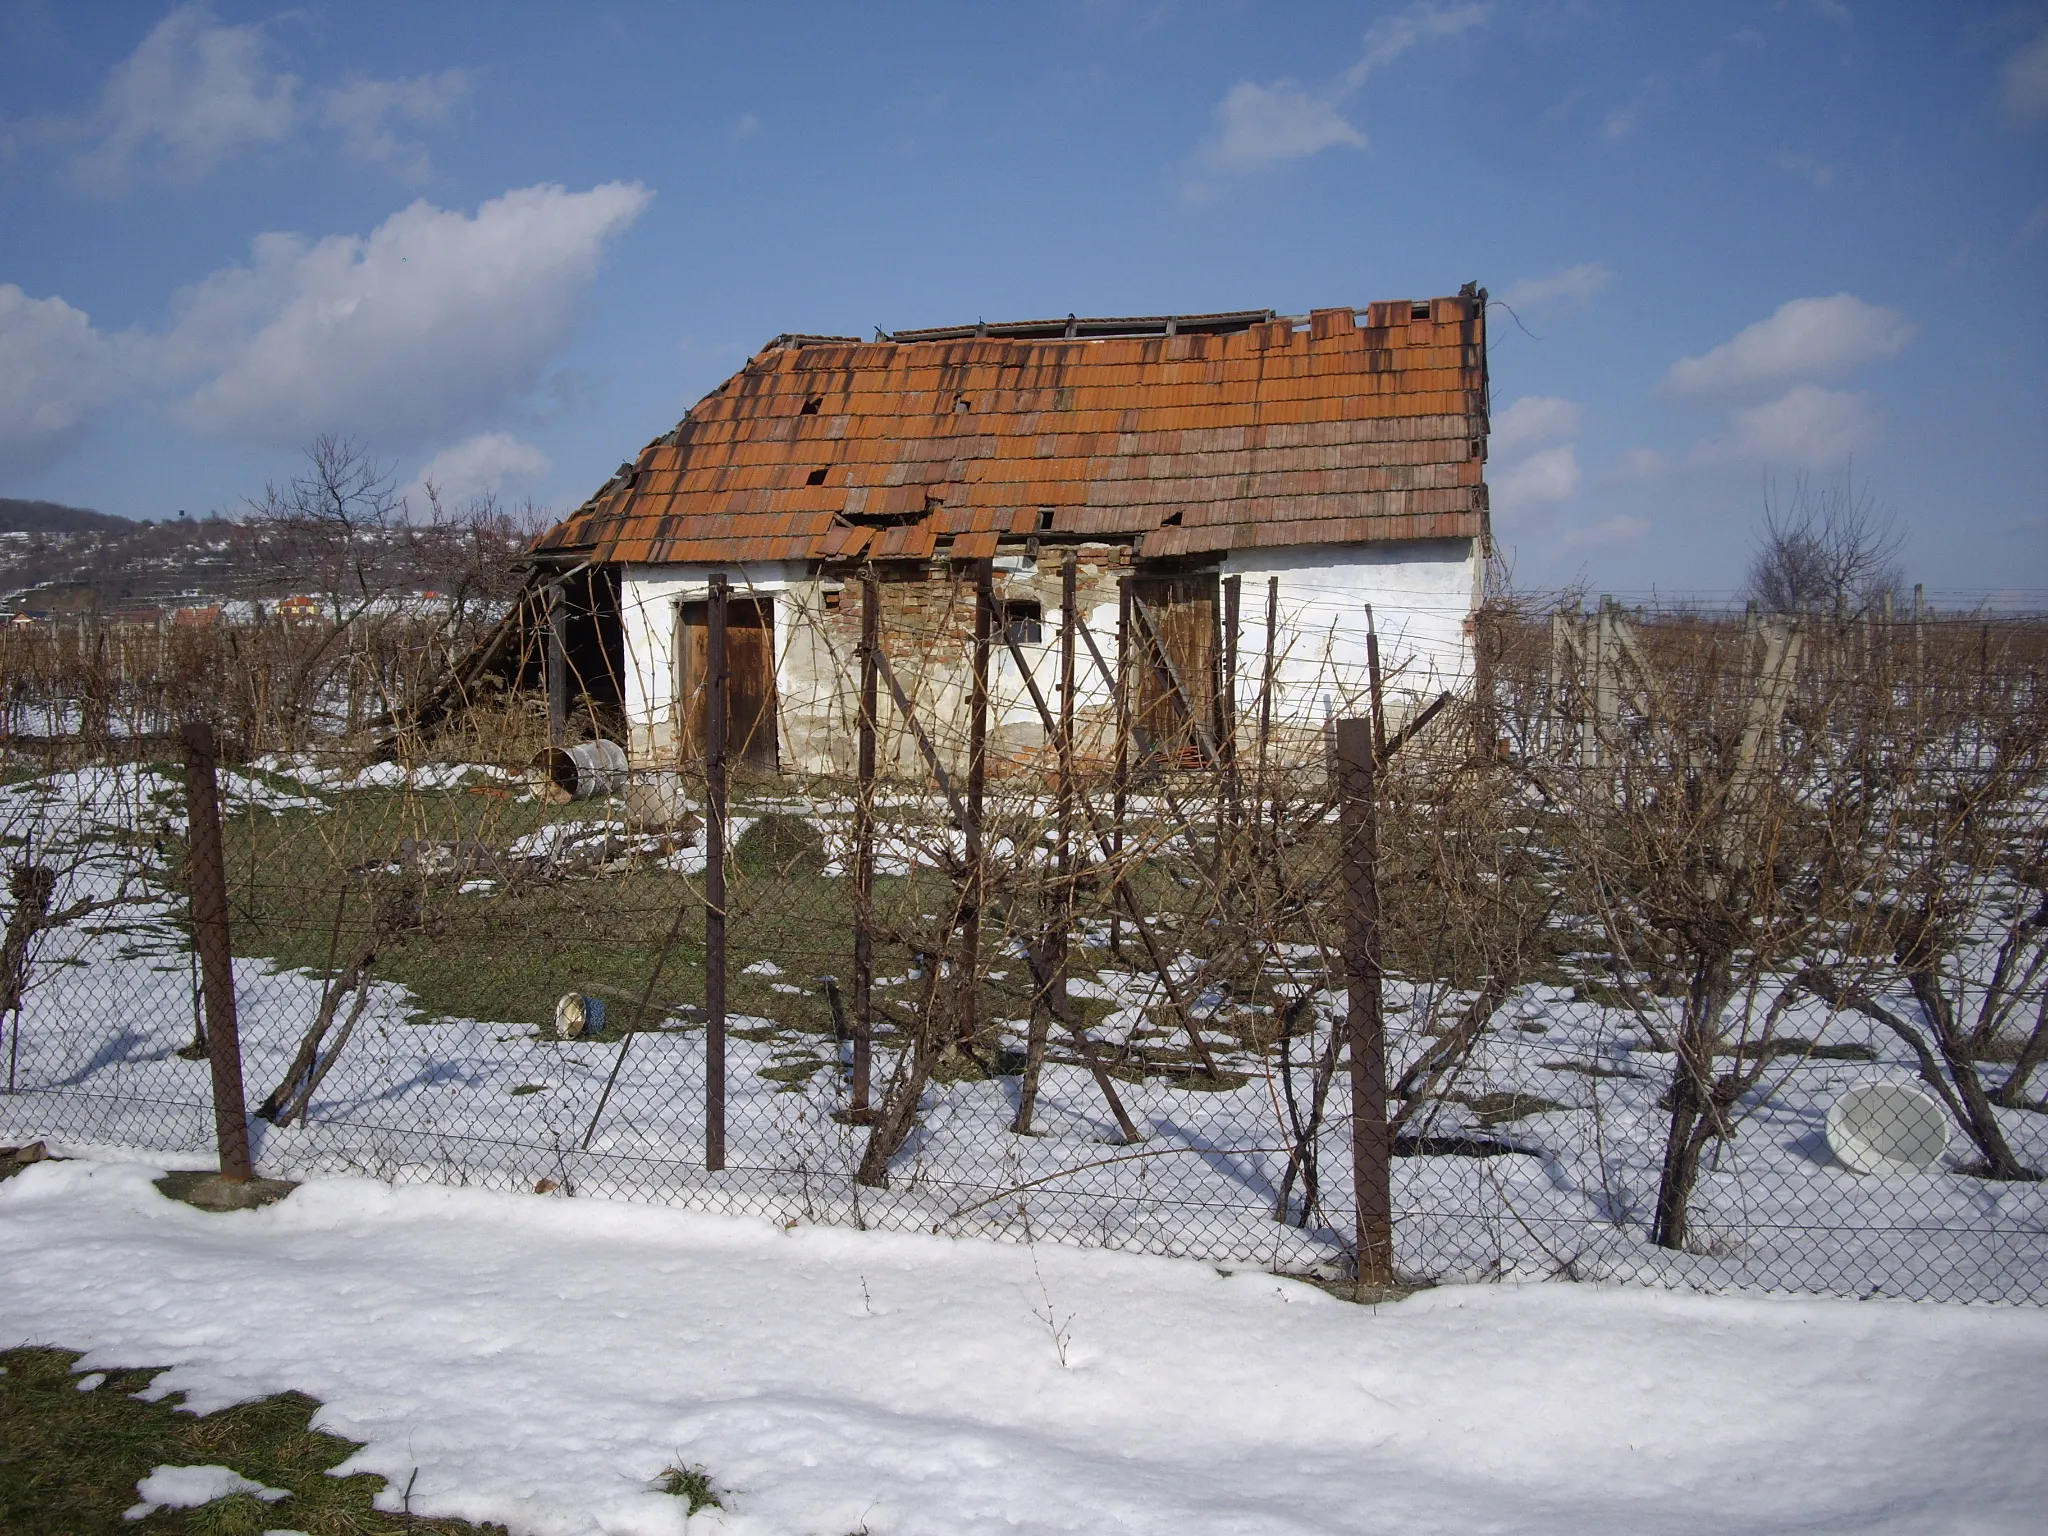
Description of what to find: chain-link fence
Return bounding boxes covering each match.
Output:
[2,593,2044,1304]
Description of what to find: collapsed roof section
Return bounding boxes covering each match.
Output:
[530,293,1489,569]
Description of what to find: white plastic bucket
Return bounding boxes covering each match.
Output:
[1826,1081,1950,1175]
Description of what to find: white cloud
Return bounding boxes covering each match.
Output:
[1187,3,1485,193]
[64,3,297,192]
[2023,199,2048,243]
[320,69,474,180]
[157,181,652,449]
[0,285,126,476]
[1601,447,1668,485]
[1491,395,1580,458]
[1807,0,1853,26]
[43,3,469,193]
[402,432,550,513]
[2004,32,2048,120]
[1770,150,1837,189]
[1690,384,1876,468]
[1197,81,1364,175]
[1662,293,1913,402]
[1338,3,1490,90]
[1491,443,1582,514]
[1602,77,1663,140]
[732,113,761,140]
[1497,261,1612,311]
[1562,514,1650,550]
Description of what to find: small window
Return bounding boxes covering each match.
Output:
[806,467,828,486]
[822,589,843,612]
[1036,506,1055,532]
[1003,599,1044,646]
[800,396,823,415]
[1410,301,1431,321]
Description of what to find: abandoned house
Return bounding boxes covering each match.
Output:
[519,293,1491,775]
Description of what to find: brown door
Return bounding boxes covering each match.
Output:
[675,596,779,771]
[1130,573,1218,767]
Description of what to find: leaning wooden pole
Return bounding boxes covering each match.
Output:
[544,581,568,749]
[704,574,730,1172]
[1259,576,1278,852]
[1335,717,1393,1289]
[852,571,879,1114]
[181,722,254,1183]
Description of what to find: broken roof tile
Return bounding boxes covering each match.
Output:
[533,296,1489,565]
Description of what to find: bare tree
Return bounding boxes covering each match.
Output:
[248,435,405,626]
[1745,470,1906,616]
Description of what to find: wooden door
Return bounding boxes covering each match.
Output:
[675,596,779,770]
[1130,573,1217,767]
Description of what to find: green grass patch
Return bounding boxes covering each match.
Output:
[0,1345,508,1534]
[657,1463,721,1513]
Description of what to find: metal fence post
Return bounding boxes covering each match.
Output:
[1335,717,1393,1288]
[961,561,992,1044]
[852,571,878,1113]
[1109,573,1132,958]
[704,574,729,1172]
[180,721,254,1183]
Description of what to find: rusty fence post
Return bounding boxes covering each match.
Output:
[852,571,878,1114]
[180,722,254,1183]
[1109,573,1132,958]
[960,561,992,1044]
[1335,717,1393,1288]
[1220,573,1241,873]
[704,574,729,1172]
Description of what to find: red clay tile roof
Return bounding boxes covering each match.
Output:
[531,296,1489,566]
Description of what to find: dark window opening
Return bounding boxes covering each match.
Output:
[1161,510,1184,527]
[822,589,842,612]
[800,396,822,415]
[1410,301,1431,321]
[955,394,972,412]
[1036,506,1055,532]
[806,467,828,486]
[1003,599,1044,646]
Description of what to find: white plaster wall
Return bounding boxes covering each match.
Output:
[616,563,819,765]
[1220,538,1480,730]
[611,538,1479,768]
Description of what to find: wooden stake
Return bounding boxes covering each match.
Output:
[1335,718,1392,1288]
[181,722,254,1183]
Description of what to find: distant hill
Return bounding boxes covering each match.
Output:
[0,498,132,535]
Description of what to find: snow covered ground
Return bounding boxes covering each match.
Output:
[1,1155,2044,1536]
[2,759,2045,1301]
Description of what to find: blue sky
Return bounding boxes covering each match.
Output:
[2,1,2043,602]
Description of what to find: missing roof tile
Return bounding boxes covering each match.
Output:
[1036,507,1055,532]
[800,396,823,415]
[955,394,972,412]
[807,468,828,485]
